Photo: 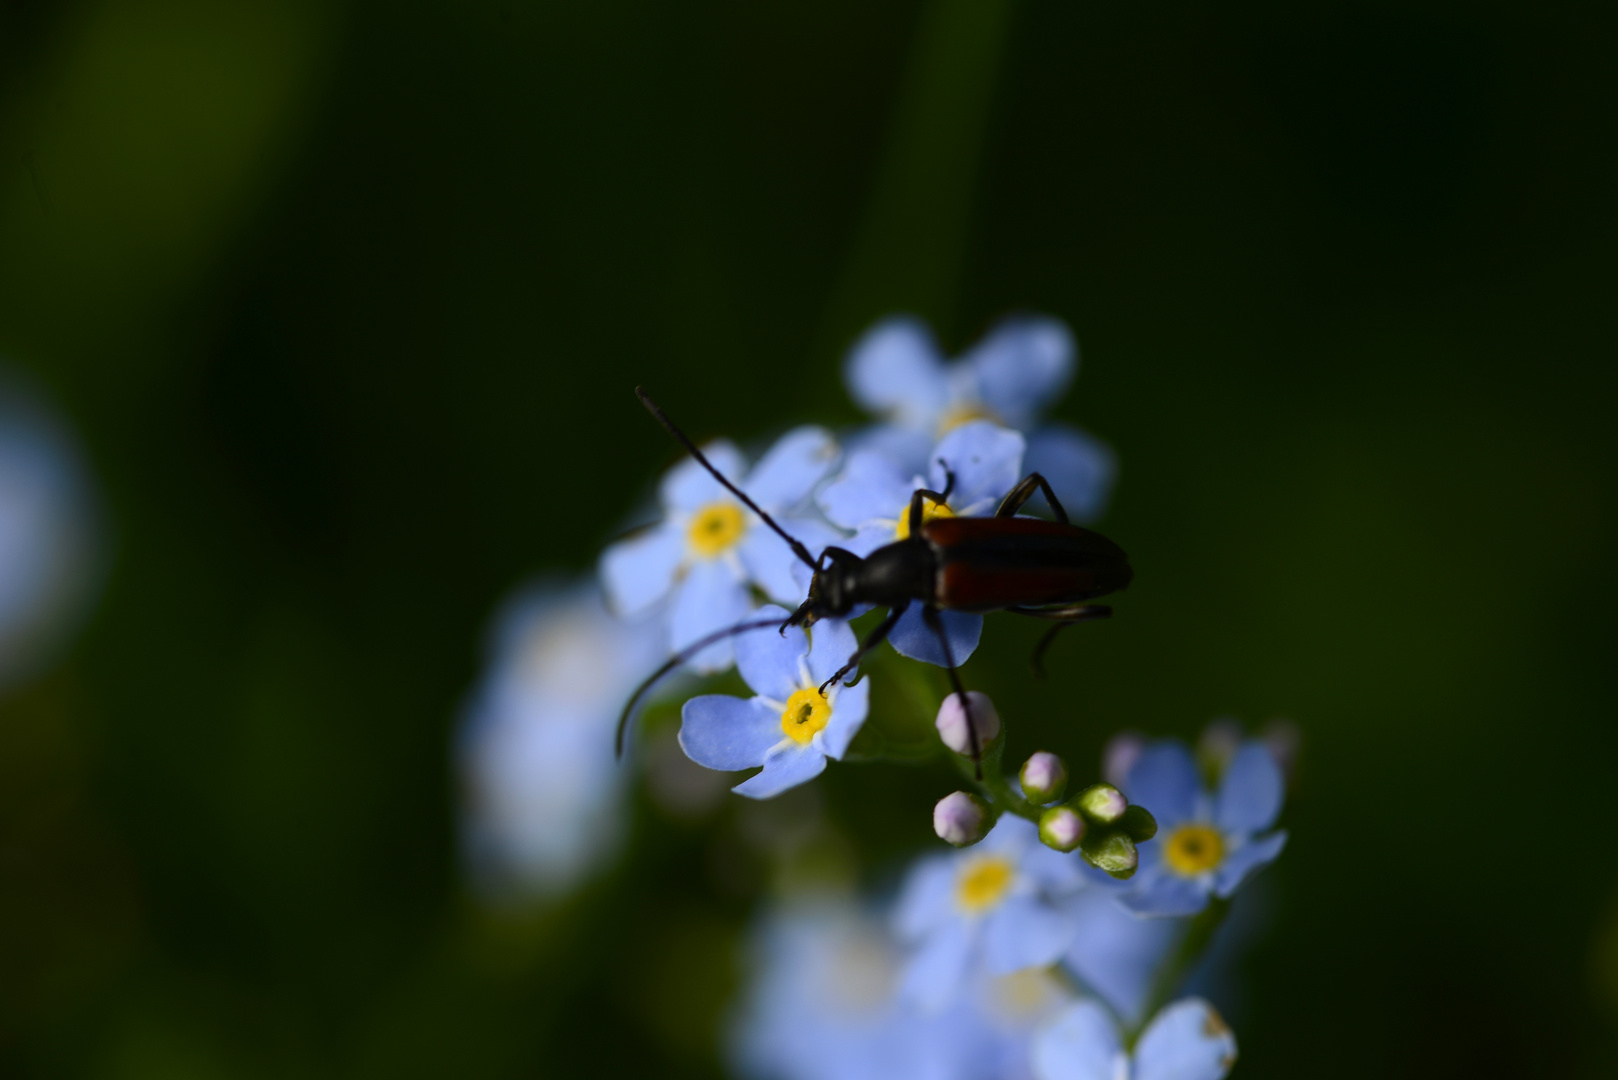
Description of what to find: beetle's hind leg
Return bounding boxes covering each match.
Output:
[921,604,984,780]
[1006,603,1113,678]
[995,472,1070,524]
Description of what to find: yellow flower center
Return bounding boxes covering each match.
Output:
[1163,823,1226,877]
[779,687,831,745]
[937,402,1002,436]
[687,500,747,557]
[894,496,955,540]
[955,855,1015,913]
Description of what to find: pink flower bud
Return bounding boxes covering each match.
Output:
[933,791,989,847]
[935,692,1001,756]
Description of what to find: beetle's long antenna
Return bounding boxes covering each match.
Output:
[636,387,818,570]
[615,615,787,758]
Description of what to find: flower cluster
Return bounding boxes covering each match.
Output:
[728,719,1289,1080]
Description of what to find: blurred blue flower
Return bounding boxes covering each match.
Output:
[1060,888,1179,1026]
[457,582,665,901]
[679,605,868,799]
[843,315,1115,521]
[1116,741,1288,918]
[599,427,841,672]
[732,897,1070,1080]
[895,816,1093,1011]
[0,372,104,693]
[1031,998,1237,1080]
[818,420,1024,666]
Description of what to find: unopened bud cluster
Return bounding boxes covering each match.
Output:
[1037,780,1158,879]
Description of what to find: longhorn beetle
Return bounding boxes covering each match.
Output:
[616,388,1133,775]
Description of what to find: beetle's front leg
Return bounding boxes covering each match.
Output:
[818,601,909,696]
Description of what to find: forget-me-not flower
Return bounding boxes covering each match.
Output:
[1060,889,1180,1025]
[0,372,103,693]
[1116,740,1288,918]
[458,582,665,901]
[600,427,841,672]
[895,815,1094,1011]
[843,315,1116,521]
[1032,998,1237,1080]
[679,605,868,799]
[817,420,1024,667]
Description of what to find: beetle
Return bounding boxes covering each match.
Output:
[616,388,1133,769]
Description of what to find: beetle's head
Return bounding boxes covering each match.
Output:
[785,547,864,628]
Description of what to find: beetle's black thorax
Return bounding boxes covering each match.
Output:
[844,538,936,608]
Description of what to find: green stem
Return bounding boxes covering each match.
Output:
[948,739,1041,822]
[1127,897,1230,1050]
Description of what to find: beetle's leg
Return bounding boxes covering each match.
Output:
[994,472,1070,524]
[1005,603,1112,677]
[907,487,952,536]
[818,601,909,695]
[921,604,983,779]
[934,461,956,502]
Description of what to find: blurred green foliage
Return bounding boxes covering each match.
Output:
[1,0,1615,1077]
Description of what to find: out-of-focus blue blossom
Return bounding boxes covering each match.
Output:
[1060,889,1179,1025]
[895,816,1093,1010]
[599,427,841,672]
[1031,998,1237,1080]
[818,420,1025,666]
[457,582,665,901]
[843,315,1115,521]
[679,605,868,800]
[732,897,1070,1080]
[1116,741,1288,918]
[0,373,104,692]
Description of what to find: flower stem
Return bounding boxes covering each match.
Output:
[1127,896,1230,1049]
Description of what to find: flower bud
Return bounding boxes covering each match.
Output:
[1038,806,1086,852]
[1102,730,1146,787]
[1120,804,1158,842]
[934,692,1002,757]
[1075,783,1128,824]
[1019,751,1068,804]
[1081,829,1139,876]
[933,791,990,847]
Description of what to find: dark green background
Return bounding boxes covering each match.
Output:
[2,0,1615,1076]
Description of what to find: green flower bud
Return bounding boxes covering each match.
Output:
[1020,751,1068,804]
[1120,804,1158,843]
[1075,783,1128,825]
[1081,829,1138,876]
[1038,805,1086,852]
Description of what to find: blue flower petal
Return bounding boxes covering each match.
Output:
[1133,998,1237,1080]
[599,523,685,617]
[894,855,958,940]
[1214,742,1285,834]
[679,694,782,771]
[732,604,803,702]
[660,440,749,512]
[844,316,949,430]
[929,421,1025,515]
[1123,743,1201,826]
[887,606,982,667]
[1063,890,1180,1024]
[744,426,840,511]
[1213,830,1287,898]
[669,561,752,673]
[1024,423,1117,523]
[733,743,828,799]
[805,617,858,687]
[818,677,869,760]
[1019,839,1092,895]
[982,895,1072,974]
[1118,869,1210,918]
[1031,1000,1121,1080]
[898,916,975,1011]
[738,515,838,605]
[818,449,917,530]
[842,522,899,558]
[964,315,1075,430]
[844,423,933,476]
